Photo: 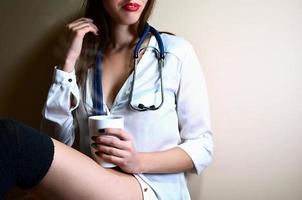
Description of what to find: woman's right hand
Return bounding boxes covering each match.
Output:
[61,18,99,72]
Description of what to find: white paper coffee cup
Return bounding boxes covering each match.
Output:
[88,115,124,168]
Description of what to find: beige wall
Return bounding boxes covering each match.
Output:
[151,0,302,200]
[1,0,302,200]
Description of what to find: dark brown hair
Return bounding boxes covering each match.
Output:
[76,0,156,100]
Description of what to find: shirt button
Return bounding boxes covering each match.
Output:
[68,78,72,82]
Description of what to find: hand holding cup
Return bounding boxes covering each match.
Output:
[89,115,124,168]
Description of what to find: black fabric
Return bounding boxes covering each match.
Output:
[0,119,54,199]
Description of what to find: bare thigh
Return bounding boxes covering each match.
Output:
[30,139,143,200]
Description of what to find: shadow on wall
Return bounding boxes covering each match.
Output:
[187,173,204,199]
[1,31,58,129]
[0,1,78,128]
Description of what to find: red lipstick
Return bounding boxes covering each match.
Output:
[122,2,141,12]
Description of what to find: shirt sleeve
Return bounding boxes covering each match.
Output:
[176,44,214,174]
[41,67,80,146]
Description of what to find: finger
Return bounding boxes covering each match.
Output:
[95,136,129,150]
[68,21,97,31]
[99,153,125,166]
[68,18,93,26]
[69,23,99,35]
[66,20,92,31]
[97,145,127,158]
[73,23,99,34]
[104,128,131,141]
[71,25,99,37]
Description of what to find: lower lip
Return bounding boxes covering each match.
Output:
[122,3,141,12]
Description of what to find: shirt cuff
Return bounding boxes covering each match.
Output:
[178,135,213,174]
[53,66,76,85]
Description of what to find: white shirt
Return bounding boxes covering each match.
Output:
[42,33,213,200]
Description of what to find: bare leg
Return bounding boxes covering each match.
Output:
[31,139,143,200]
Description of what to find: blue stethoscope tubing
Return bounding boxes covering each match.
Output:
[93,24,165,115]
[93,49,104,115]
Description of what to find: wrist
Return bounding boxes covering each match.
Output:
[60,58,77,73]
[137,153,145,173]
[137,152,148,173]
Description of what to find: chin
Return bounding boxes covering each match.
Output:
[119,18,141,26]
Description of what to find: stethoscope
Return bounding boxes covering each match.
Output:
[93,24,165,115]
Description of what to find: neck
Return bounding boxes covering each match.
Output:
[109,24,139,51]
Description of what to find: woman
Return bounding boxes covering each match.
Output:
[41,0,213,199]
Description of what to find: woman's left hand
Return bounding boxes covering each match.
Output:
[93,128,141,174]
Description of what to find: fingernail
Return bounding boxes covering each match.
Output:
[91,136,97,141]
[91,143,98,149]
[98,129,105,133]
